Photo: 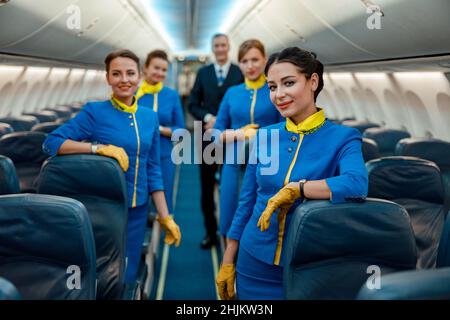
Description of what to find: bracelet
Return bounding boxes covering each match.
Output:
[299,179,307,198]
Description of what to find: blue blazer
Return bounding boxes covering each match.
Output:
[137,86,185,158]
[43,100,164,208]
[188,64,244,121]
[214,83,282,131]
[227,120,368,266]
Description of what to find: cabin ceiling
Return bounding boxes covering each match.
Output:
[0,0,449,71]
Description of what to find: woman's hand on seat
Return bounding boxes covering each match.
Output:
[96,144,129,172]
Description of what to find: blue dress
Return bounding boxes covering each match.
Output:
[43,100,164,283]
[214,83,282,236]
[138,86,185,213]
[228,117,368,299]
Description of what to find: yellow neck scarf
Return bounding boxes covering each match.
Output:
[286,108,326,134]
[245,74,266,90]
[136,81,163,100]
[111,94,138,114]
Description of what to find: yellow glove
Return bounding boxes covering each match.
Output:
[216,264,236,300]
[239,123,259,140]
[96,145,129,172]
[157,215,181,247]
[257,183,301,232]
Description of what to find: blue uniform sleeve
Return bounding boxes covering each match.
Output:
[147,114,165,193]
[227,141,258,240]
[325,129,368,203]
[42,103,95,156]
[213,89,232,132]
[170,91,186,132]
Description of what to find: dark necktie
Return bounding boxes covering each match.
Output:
[217,68,224,87]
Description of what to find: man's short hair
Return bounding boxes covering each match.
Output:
[211,33,229,43]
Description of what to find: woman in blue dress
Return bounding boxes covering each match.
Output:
[216,47,368,300]
[214,39,282,240]
[43,49,181,284]
[136,50,185,213]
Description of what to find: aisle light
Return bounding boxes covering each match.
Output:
[0,65,25,73]
[219,0,260,33]
[137,0,175,50]
[393,72,445,80]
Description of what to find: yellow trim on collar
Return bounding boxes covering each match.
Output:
[136,80,163,100]
[285,108,326,134]
[245,74,266,90]
[111,94,138,114]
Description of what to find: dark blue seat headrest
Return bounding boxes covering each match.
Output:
[0,116,39,132]
[341,120,380,134]
[24,111,58,123]
[0,156,20,195]
[362,138,380,162]
[395,138,450,169]
[0,194,96,299]
[31,122,60,134]
[357,267,450,300]
[285,199,417,268]
[38,154,127,201]
[44,106,72,118]
[0,123,14,137]
[363,128,410,154]
[0,277,21,300]
[70,105,84,112]
[367,156,444,204]
[0,132,49,164]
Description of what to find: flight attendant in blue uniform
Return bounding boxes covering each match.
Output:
[136,50,185,213]
[43,49,181,284]
[214,39,282,239]
[216,47,368,300]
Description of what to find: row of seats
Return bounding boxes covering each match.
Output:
[0,105,83,192]
[0,105,82,137]
[0,155,149,299]
[284,155,450,299]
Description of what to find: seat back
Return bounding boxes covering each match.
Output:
[395,138,450,212]
[0,277,21,300]
[24,111,58,123]
[367,156,445,268]
[283,199,417,299]
[363,128,410,156]
[0,194,96,299]
[31,122,61,134]
[37,155,128,299]
[341,120,380,134]
[0,116,39,132]
[0,132,49,192]
[0,156,20,195]
[0,123,13,138]
[44,106,72,118]
[362,138,380,162]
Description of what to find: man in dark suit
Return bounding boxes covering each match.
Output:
[188,33,244,249]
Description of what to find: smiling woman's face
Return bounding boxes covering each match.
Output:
[107,57,140,101]
[267,62,318,120]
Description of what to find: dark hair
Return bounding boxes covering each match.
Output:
[238,39,265,62]
[145,49,169,67]
[264,47,324,102]
[211,33,229,42]
[104,49,140,73]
